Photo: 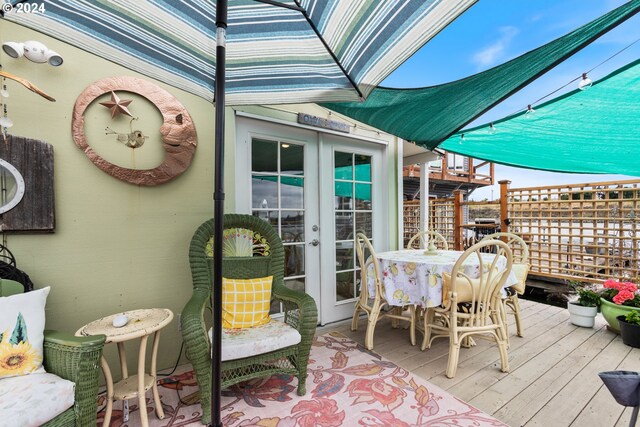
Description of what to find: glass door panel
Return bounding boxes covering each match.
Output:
[251,138,307,310]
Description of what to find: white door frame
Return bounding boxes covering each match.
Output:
[235,114,390,325]
[318,133,388,324]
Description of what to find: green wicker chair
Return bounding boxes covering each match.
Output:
[0,280,106,426]
[181,214,318,424]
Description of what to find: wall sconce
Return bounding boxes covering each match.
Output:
[2,41,63,66]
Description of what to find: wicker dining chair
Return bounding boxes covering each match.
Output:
[406,230,449,250]
[351,232,416,350]
[421,240,513,378]
[480,232,530,338]
[181,214,317,425]
[0,280,106,427]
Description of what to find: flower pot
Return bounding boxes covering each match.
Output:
[617,315,640,348]
[600,298,640,333]
[567,301,598,327]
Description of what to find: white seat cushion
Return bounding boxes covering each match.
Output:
[0,372,75,427]
[209,319,301,361]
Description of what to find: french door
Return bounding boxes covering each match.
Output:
[235,116,387,324]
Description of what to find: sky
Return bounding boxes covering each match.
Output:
[381,0,640,201]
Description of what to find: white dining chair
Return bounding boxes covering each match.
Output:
[351,232,416,350]
[480,232,530,339]
[421,239,513,378]
[406,230,449,250]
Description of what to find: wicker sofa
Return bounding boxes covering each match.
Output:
[181,214,318,424]
[0,280,105,426]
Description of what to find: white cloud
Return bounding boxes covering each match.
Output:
[472,26,519,68]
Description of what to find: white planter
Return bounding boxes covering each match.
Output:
[567,301,598,327]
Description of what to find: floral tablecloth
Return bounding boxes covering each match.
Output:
[367,249,518,308]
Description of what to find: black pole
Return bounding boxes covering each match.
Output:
[211,1,227,426]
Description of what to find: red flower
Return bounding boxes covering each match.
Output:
[614,290,636,305]
[604,279,622,290]
[603,279,640,306]
[347,378,407,411]
[291,398,345,427]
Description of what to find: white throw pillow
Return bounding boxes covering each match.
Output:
[0,287,50,379]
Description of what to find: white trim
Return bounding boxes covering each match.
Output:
[403,151,440,166]
[396,138,404,250]
[0,159,26,215]
[235,110,389,146]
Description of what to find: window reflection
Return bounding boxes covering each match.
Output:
[285,244,305,276]
[333,150,373,304]
[252,138,307,315]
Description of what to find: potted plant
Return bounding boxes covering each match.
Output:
[567,281,600,328]
[617,311,640,348]
[599,279,640,333]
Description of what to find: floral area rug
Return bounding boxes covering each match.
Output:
[98,332,507,426]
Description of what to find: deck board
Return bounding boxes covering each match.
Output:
[317,298,638,427]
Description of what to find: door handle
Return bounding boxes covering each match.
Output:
[309,239,320,246]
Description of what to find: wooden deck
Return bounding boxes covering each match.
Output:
[318,299,640,427]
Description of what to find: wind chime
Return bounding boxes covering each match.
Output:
[0,72,11,143]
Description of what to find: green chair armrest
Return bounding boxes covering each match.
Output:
[43,330,105,427]
[272,281,318,335]
[181,288,210,339]
[43,330,106,348]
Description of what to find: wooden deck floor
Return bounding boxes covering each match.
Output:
[318,299,640,427]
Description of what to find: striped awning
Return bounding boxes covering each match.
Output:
[3,0,476,104]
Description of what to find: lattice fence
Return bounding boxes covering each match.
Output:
[508,180,640,282]
[403,199,455,248]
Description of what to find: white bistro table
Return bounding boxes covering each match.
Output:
[368,249,517,308]
[76,308,173,427]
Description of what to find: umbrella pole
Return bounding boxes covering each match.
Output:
[211,1,227,426]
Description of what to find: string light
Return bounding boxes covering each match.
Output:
[525,104,536,118]
[459,133,464,144]
[578,72,592,90]
[488,123,496,134]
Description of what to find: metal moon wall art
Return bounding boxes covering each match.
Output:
[72,76,197,186]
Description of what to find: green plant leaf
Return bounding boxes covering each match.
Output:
[9,313,28,345]
[624,310,640,325]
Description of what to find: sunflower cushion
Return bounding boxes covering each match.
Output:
[0,372,75,425]
[222,276,273,329]
[0,287,50,379]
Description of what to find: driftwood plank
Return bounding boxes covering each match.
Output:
[0,134,55,232]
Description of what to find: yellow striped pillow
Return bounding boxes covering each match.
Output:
[222,276,273,329]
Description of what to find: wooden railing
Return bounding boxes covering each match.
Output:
[403,179,640,283]
[404,152,494,185]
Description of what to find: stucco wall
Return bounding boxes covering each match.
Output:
[1,21,223,371]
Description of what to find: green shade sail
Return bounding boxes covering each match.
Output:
[441,58,640,176]
[322,0,640,150]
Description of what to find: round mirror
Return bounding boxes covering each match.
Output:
[0,159,26,214]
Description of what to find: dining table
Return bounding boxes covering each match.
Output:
[367,249,518,308]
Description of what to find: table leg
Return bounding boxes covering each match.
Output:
[138,335,149,427]
[150,330,165,419]
[117,342,128,378]
[100,356,114,427]
[117,342,129,420]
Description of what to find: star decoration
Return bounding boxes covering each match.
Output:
[100,91,133,118]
